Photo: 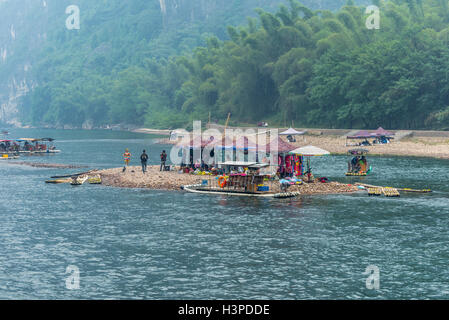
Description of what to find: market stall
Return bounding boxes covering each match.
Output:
[289,146,330,182]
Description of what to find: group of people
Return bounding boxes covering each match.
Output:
[122,149,168,173]
[0,140,54,152]
[349,156,368,173]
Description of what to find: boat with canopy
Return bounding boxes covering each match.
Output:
[180,136,300,198]
[13,138,60,154]
[182,160,300,198]
[346,148,372,176]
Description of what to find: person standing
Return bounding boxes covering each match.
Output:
[140,150,149,174]
[123,149,131,172]
[160,150,167,171]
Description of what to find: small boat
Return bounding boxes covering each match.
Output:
[346,149,371,176]
[183,184,300,198]
[356,183,431,194]
[15,138,60,155]
[183,162,301,199]
[71,175,89,186]
[0,154,19,160]
[46,178,72,184]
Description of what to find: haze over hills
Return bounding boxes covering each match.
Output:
[0,0,367,128]
[3,0,449,131]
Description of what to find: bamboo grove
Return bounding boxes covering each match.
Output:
[16,0,449,129]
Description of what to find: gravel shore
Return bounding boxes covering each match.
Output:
[95,165,202,190]
[94,165,358,195]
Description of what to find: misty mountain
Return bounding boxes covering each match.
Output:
[0,0,364,127]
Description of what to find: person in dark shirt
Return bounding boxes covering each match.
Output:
[140,150,149,173]
[160,150,167,171]
[350,156,358,172]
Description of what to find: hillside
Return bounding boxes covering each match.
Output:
[0,0,365,128]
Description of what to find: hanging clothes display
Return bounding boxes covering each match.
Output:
[285,154,293,177]
[294,155,303,177]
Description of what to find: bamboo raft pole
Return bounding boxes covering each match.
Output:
[356,183,432,193]
[50,170,96,179]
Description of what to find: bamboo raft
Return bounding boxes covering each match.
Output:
[71,175,89,186]
[45,178,72,184]
[367,187,399,197]
[346,172,367,176]
[368,187,383,196]
[45,173,102,185]
[182,184,300,198]
[357,183,431,198]
[382,187,401,197]
[0,155,19,160]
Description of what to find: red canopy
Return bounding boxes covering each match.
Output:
[217,136,257,149]
[215,136,295,153]
[264,137,296,153]
[372,127,394,137]
[178,136,218,148]
[347,130,375,139]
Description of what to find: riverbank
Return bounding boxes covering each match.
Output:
[291,135,449,159]
[94,165,358,195]
[143,126,449,160]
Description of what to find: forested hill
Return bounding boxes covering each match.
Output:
[0,0,359,128]
[4,0,449,130]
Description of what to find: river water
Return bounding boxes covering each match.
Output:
[0,128,448,299]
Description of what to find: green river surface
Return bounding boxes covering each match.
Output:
[0,128,448,299]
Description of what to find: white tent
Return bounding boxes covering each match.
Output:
[279,128,306,136]
[289,145,330,156]
[289,146,330,180]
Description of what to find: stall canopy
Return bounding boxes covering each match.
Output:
[265,137,296,153]
[347,130,375,139]
[217,136,295,153]
[216,136,257,150]
[178,136,218,148]
[372,127,394,137]
[289,146,330,156]
[279,128,306,136]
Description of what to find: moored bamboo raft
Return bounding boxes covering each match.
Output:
[45,178,72,184]
[368,187,382,196]
[88,175,102,184]
[182,184,300,198]
[346,172,367,176]
[71,175,89,186]
[356,183,431,194]
[46,174,102,185]
[367,186,400,197]
[382,187,400,197]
